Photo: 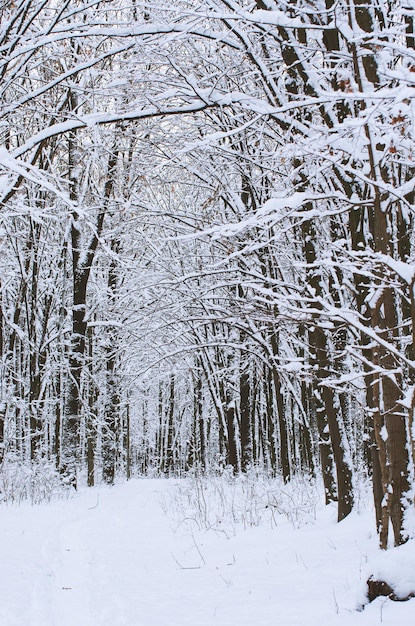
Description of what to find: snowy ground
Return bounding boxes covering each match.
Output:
[0,478,414,626]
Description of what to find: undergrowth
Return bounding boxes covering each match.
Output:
[0,458,70,505]
[161,467,322,535]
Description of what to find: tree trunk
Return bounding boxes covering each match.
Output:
[239,356,252,472]
[302,217,354,519]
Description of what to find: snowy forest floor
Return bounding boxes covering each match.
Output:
[1,476,414,626]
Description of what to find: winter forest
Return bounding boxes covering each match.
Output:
[1,0,415,616]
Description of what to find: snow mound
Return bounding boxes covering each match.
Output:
[367,540,415,600]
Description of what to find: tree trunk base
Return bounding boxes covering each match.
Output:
[367,577,415,602]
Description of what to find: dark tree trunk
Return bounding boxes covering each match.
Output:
[264,365,277,473]
[102,246,122,484]
[63,131,118,487]
[270,335,290,483]
[302,216,354,519]
[195,371,206,471]
[165,373,175,473]
[86,325,96,487]
[239,357,251,472]
[226,402,238,472]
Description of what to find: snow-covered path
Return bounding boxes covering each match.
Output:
[0,479,413,626]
